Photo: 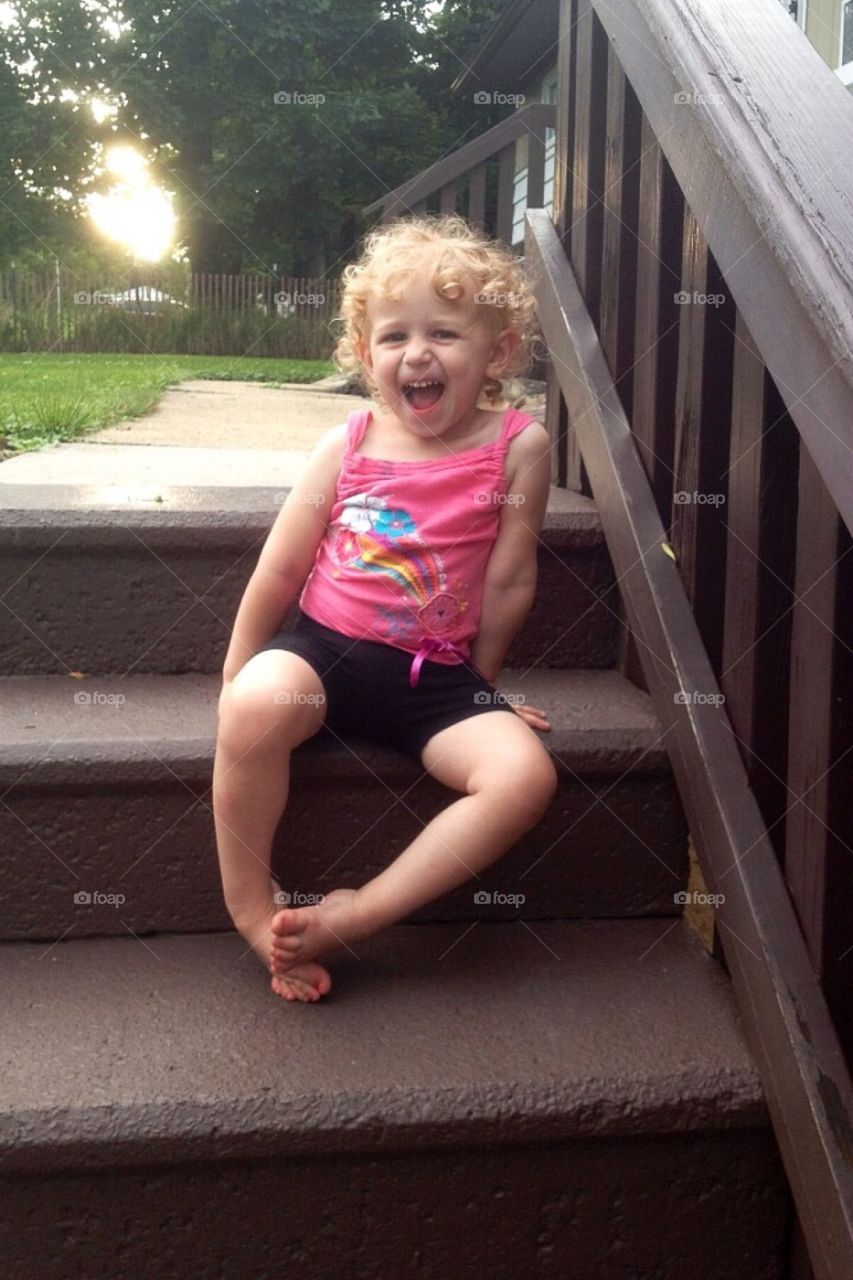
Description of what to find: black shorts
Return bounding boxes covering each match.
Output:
[256,610,517,761]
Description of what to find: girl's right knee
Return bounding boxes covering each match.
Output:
[218,651,327,753]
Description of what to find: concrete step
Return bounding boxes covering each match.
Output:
[0,484,618,676]
[0,668,687,941]
[0,918,789,1279]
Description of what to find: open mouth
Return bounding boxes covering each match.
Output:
[403,379,445,411]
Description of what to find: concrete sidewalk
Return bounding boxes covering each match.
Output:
[0,380,374,490]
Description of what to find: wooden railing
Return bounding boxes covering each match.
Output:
[365,102,555,244]
[529,0,853,1276]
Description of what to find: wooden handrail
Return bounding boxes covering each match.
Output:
[364,103,555,218]
[527,206,853,1280]
[588,0,853,538]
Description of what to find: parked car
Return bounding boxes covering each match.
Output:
[101,286,188,314]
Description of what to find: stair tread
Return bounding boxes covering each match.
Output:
[0,918,764,1172]
[0,482,604,539]
[0,667,663,771]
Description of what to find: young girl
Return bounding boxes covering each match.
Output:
[213,213,557,1002]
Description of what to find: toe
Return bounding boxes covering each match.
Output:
[271,907,309,937]
[271,962,331,1002]
[312,970,332,998]
[273,934,302,952]
[270,948,298,975]
[270,973,313,1002]
[284,932,303,946]
[271,975,301,1001]
[270,975,292,1000]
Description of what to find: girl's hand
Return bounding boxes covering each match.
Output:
[510,701,551,732]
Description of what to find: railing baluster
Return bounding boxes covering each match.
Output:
[553,0,576,242]
[543,0,580,487]
[571,0,607,332]
[439,182,456,214]
[632,123,682,532]
[786,449,851,1015]
[566,0,607,494]
[600,45,642,432]
[526,128,545,211]
[721,312,798,855]
[467,164,486,230]
[598,44,644,680]
[670,214,734,673]
[496,144,515,247]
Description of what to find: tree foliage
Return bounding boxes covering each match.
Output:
[0,0,508,275]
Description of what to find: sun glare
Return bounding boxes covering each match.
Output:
[90,98,118,124]
[86,146,176,262]
[105,145,147,181]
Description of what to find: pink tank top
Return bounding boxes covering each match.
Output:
[299,406,537,685]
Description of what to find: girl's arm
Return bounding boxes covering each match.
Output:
[221,423,347,684]
[470,423,552,712]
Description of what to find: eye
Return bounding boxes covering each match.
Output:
[434,329,457,339]
[380,331,406,342]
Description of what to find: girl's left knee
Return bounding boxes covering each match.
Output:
[495,748,558,819]
[527,751,559,814]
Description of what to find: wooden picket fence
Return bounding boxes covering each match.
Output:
[0,268,340,359]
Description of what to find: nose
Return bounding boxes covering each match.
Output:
[403,332,432,365]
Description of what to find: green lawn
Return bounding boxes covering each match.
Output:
[0,352,335,454]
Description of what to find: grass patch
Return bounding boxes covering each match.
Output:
[0,352,335,453]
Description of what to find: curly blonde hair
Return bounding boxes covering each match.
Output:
[333,213,540,408]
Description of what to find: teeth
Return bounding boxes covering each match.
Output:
[406,379,441,389]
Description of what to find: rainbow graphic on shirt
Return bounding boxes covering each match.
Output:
[332,493,465,637]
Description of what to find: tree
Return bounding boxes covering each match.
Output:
[0,0,511,275]
[95,0,441,272]
[0,0,112,268]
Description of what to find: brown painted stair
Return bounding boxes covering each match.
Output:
[0,482,791,1278]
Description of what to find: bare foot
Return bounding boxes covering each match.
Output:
[270,963,331,1003]
[270,887,364,978]
[238,882,332,1004]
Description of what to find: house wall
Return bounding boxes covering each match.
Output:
[510,65,558,247]
[804,0,836,65]
[802,0,853,91]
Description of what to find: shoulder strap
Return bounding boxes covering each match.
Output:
[497,405,537,447]
[345,408,372,454]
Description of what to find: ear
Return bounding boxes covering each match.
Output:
[485,328,521,379]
